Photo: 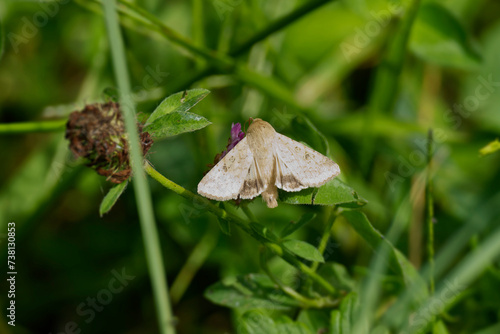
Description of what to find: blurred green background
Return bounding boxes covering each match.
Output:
[1,0,500,333]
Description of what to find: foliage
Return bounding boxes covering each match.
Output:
[1,0,500,333]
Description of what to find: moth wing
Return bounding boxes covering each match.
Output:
[198,137,264,201]
[238,158,267,199]
[274,133,340,192]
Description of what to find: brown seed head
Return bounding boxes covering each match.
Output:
[65,102,153,183]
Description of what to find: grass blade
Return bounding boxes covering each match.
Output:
[101,1,175,333]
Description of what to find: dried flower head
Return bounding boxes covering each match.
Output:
[65,102,153,183]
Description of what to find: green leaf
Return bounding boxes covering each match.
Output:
[330,292,371,334]
[410,3,481,70]
[330,292,366,334]
[273,316,313,334]
[99,181,128,216]
[204,274,301,311]
[338,292,357,334]
[238,312,312,334]
[282,239,324,263]
[280,212,316,238]
[480,139,500,156]
[147,88,210,123]
[144,110,211,140]
[279,178,367,208]
[341,211,427,297]
[330,310,341,334]
[239,311,277,334]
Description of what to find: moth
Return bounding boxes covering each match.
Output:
[197,119,340,208]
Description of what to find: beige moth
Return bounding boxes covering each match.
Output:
[197,119,340,208]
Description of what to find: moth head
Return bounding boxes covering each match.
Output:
[247,118,276,137]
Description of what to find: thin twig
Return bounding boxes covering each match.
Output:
[0,120,66,134]
[170,222,219,304]
[144,162,337,295]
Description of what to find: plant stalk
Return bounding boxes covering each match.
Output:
[144,162,337,295]
[426,129,435,295]
[0,120,66,134]
[102,2,175,333]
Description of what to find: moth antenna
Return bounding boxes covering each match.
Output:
[244,118,253,132]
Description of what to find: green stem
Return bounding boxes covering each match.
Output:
[360,0,422,173]
[170,222,219,304]
[311,207,338,272]
[113,1,314,113]
[426,129,435,295]
[241,203,257,222]
[230,0,333,57]
[192,0,206,69]
[118,0,233,70]
[368,0,421,114]
[265,242,336,295]
[75,0,336,116]
[144,161,228,220]
[167,0,335,94]
[74,0,327,124]
[0,119,66,134]
[120,5,306,111]
[405,224,500,334]
[144,162,337,295]
[102,2,175,334]
[260,249,339,308]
